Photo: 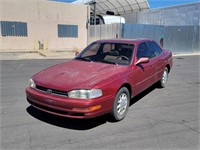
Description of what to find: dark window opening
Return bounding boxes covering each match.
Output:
[147,41,163,58]
[137,42,150,59]
[58,24,78,38]
[0,21,28,37]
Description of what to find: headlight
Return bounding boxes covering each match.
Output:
[68,89,102,99]
[28,79,36,89]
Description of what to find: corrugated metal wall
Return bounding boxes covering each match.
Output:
[88,24,123,44]
[124,24,200,53]
[163,26,199,53]
[123,2,200,26]
[88,24,200,54]
[123,24,163,43]
[136,3,200,26]
[88,2,200,54]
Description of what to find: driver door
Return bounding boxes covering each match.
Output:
[132,42,156,95]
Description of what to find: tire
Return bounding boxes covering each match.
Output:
[111,87,130,121]
[158,67,168,88]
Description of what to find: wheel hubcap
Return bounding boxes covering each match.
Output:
[117,93,128,116]
[162,69,168,85]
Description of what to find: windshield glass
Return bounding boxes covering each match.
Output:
[76,42,134,65]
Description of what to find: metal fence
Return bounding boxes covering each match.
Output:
[88,23,200,54]
[88,24,123,44]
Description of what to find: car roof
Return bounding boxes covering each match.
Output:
[95,38,153,44]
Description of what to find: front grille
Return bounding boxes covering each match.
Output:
[36,85,68,97]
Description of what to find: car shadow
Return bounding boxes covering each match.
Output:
[26,84,157,130]
[130,84,157,106]
[26,106,109,130]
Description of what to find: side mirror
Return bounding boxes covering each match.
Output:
[135,57,149,65]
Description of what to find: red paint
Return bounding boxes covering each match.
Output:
[25,39,173,119]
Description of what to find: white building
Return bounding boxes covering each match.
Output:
[0,0,89,51]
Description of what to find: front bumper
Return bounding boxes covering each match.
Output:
[25,87,113,119]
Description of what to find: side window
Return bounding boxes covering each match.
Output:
[137,42,150,59]
[147,41,162,58]
[153,42,163,55]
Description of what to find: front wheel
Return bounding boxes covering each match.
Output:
[111,87,130,121]
[158,67,169,88]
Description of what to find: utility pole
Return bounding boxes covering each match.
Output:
[90,0,96,25]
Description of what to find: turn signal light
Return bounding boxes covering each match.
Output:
[73,105,101,112]
[88,105,101,111]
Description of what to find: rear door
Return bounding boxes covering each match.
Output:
[147,41,164,81]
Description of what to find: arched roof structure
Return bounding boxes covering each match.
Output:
[73,0,149,15]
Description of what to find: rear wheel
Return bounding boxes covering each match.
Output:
[111,87,130,121]
[158,67,168,88]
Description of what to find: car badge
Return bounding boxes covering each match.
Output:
[47,89,52,94]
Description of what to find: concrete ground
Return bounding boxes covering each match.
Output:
[0,54,199,150]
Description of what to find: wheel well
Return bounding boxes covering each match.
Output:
[166,64,170,73]
[120,83,132,96]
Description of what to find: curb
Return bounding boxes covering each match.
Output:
[0,50,76,60]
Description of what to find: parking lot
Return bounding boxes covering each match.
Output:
[1,55,199,150]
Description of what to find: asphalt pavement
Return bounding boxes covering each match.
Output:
[0,55,199,150]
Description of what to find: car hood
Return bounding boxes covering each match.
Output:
[33,60,128,91]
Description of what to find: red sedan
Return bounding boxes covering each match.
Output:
[26,39,173,121]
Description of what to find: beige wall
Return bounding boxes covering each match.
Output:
[0,0,89,51]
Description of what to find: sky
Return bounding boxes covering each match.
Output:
[148,0,200,8]
[53,0,200,9]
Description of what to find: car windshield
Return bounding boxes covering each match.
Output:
[75,42,134,66]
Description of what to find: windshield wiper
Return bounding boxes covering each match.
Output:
[75,57,92,62]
